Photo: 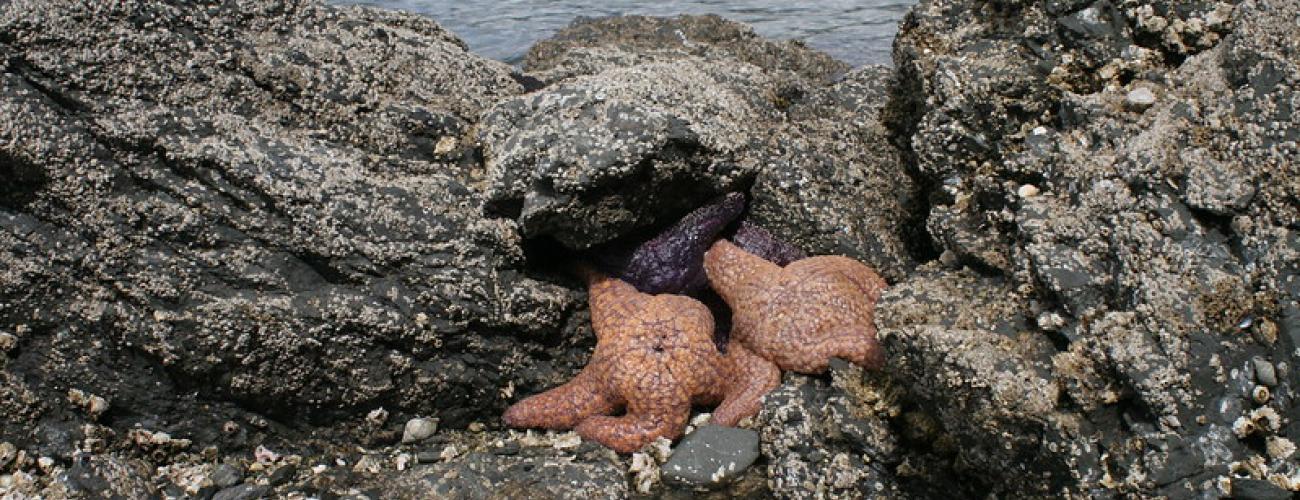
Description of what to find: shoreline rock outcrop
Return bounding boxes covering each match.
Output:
[1,0,1297,497]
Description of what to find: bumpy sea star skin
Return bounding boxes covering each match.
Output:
[600,192,746,295]
[704,239,888,374]
[503,266,777,452]
[731,220,808,266]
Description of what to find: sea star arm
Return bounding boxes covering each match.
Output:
[575,265,644,341]
[793,328,887,372]
[502,370,621,429]
[621,192,746,294]
[731,220,807,266]
[710,342,781,426]
[575,399,692,453]
[703,239,782,307]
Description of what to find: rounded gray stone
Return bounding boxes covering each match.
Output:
[661,425,760,489]
[1125,87,1156,110]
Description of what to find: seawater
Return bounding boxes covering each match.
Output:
[329,0,917,67]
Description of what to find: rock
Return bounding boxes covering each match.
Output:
[660,425,759,489]
[55,454,156,499]
[523,15,848,87]
[401,417,438,444]
[483,19,916,280]
[0,332,15,352]
[1125,87,1157,110]
[882,0,1300,495]
[209,463,244,489]
[0,442,15,470]
[212,483,270,500]
[755,370,901,499]
[883,325,1068,491]
[1231,478,1291,500]
[479,56,777,249]
[267,464,297,487]
[387,450,627,499]
[0,0,581,447]
[745,65,917,280]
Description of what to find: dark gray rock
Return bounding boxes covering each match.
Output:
[482,19,916,281]
[479,56,778,249]
[267,464,297,487]
[745,65,918,281]
[880,0,1300,495]
[1231,478,1292,500]
[54,454,156,499]
[755,369,901,499]
[523,14,848,87]
[387,450,627,499]
[210,463,244,489]
[0,0,582,447]
[661,425,759,489]
[212,483,270,500]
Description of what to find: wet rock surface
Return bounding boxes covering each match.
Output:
[2,0,1299,498]
[660,425,760,489]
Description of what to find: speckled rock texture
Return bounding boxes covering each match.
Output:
[0,0,584,468]
[387,449,629,499]
[754,366,902,499]
[3,0,1300,497]
[479,16,920,281]
[872,0,1300,495]
[522,14,849,87]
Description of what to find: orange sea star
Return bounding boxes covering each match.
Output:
[502,267,777,452]
[704,239,887,377]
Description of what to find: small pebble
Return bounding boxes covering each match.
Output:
[210,463,244,489]
[434,136,457,154]
[1266,437,1296,460]
[268,464,297,487]
[402,417,438,444]
[0,332,16,352]
[1017,184,1040,198]
[1125,87,1156,110]
[415,451,441,463]
[366,408,389,426]
[1253,358,1277,387]
[493,442,520,456]
[0,442,15,469]
[212,483,269,500]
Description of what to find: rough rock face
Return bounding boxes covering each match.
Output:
[876,0,1300,495]
[755,367,902,499]
[0,0,583,455]
[387,448,628,499]
[747,65,919,280]
[4,0,1300,497]
[478,57,775,248]
[523,14,850,87]
[481,15,918,282]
